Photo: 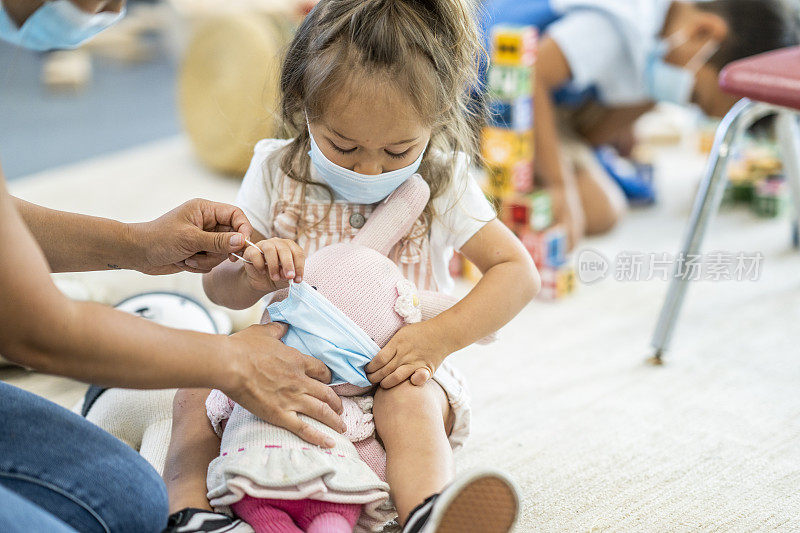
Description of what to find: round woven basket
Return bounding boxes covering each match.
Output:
[178,13,292,176]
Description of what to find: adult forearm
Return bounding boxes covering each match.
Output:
[3,177,344,448]
[2,187,228,389]
[12,197,140,273]
[11,298,235,391]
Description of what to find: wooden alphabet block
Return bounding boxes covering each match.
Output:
[491,25,537,67]
[488,64,533,100]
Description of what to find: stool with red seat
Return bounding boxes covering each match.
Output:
[650,46,800,363]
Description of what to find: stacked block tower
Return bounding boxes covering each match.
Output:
[451,24,575,300]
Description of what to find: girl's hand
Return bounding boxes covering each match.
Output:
[242,238,305,292]
[365,322,452,389]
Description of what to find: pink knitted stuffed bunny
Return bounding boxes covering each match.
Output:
[205,175,488,533]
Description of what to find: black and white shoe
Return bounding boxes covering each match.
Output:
[402,469,519,533]
[162,508,254,533]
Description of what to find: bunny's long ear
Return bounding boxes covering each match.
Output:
[352,174,430,256]
[419,290,497,344]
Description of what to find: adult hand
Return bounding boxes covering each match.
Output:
[127,198,254,275]
[222,322,346,448]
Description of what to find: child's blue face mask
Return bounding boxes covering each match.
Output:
[307,125,427,204]
[0,0,124,52]
[266,281,380,388]
[645,30,719,106]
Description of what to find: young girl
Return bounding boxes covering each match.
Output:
[169,0,539,531]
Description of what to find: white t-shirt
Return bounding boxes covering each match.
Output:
[235,139,496,293]
[547,0,672,105]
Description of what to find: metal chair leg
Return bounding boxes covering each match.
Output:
[649,99,774,363]
[776,112,800,250]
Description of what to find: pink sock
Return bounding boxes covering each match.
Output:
[231,496,302,533]
[294,500,361,532]
[306,512,356,533]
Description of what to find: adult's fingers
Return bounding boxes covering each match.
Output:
[301,353,333,384]
[262,321,288,337]
[190,228,245,256]
[184,252,228,271]
[198,200,254,241]
[381,364,416,389]
[279,412,336,448]
[301,375,343,414]
[174,261,211,274]
[296,395,346,434]
[254,321,289,339]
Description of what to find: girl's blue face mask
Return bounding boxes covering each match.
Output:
[645,30,719,106]
[266,281,380,388]
[307,124,427,204]
[0,0,125,52]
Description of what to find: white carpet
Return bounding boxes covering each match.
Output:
[6,135,800,531]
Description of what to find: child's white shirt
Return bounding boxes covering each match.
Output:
[235,138,496,293]
[547,0,672,105]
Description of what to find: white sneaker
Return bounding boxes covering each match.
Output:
[402,469,520,533]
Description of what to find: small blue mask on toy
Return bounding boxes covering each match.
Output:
[266,281,379,388]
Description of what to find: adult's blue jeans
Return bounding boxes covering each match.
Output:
[0,382,168,532]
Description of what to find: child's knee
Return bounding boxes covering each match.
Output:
[373,381,443,432]
[586,201,624,235]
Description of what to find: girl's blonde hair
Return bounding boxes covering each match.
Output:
[277,0,486,233]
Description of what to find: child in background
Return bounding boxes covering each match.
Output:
[481,0,798,246]
[163,0,539,532]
